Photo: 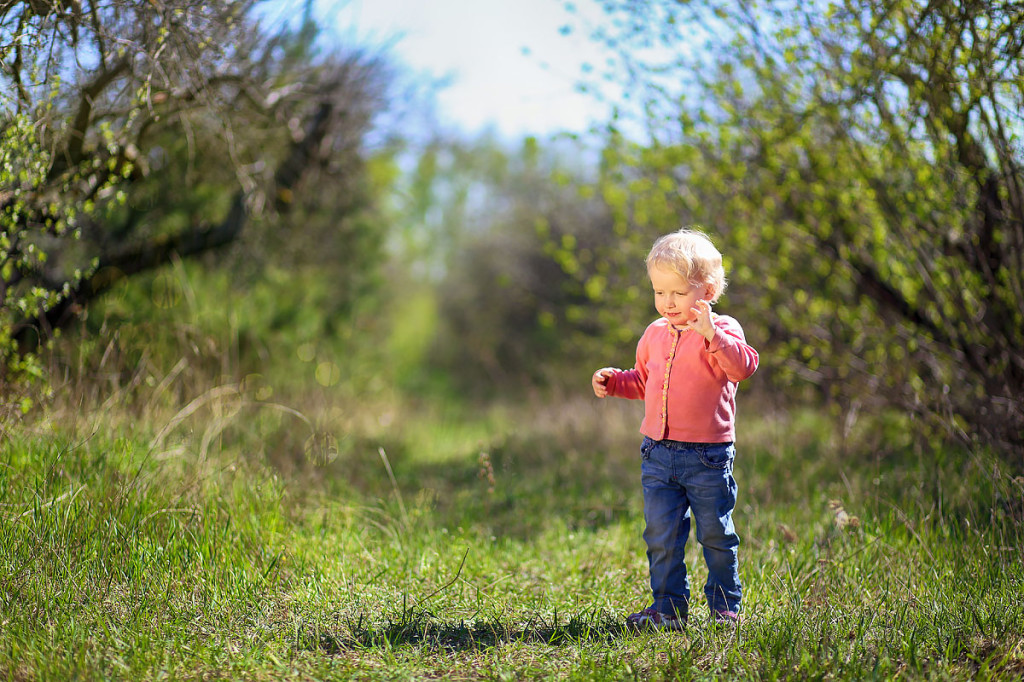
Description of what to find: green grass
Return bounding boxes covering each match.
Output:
[2,393,1022,680]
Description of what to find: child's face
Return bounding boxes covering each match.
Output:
[649,264,712,328]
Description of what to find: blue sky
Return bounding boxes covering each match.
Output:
[313,0,618,138]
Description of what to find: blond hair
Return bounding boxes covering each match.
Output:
[645,228,727,303]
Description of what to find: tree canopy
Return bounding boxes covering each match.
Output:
[1,0,391,382]
[576,0,1023,453]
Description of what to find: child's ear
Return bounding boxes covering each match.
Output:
[703,284,717,301]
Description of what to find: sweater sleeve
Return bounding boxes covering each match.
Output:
[607,329,650,400]
[706,317,759,382]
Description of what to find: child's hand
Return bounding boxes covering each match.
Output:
[686,300,716,342]
[592,367,617,398]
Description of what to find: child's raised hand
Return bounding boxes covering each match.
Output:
[686,300,715,341]
[592,367,617,398]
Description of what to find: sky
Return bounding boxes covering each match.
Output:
[315,0,618,139]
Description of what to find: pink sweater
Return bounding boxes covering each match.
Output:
[607,315,758,443]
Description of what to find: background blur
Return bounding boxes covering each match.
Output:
[2,0,1022,461]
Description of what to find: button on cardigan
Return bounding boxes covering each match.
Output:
[606,315,758,443]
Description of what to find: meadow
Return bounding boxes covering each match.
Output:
[0,261,1019,681]
[2,376,1022,681]
[4,1,1024,677]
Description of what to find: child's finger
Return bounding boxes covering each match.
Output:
[593,368,615,397]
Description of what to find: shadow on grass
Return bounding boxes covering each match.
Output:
[302,609,635,653]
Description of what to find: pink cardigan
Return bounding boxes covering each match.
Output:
[607,315,758,443]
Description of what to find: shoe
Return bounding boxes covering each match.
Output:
[627,607,685,631]
[712,609,740,626]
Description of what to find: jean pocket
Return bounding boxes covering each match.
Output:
[640,437,655,460]
[698,443,734,470]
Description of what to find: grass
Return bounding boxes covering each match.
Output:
[1,384,1022,681]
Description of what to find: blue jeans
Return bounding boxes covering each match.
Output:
[640,437,741,618]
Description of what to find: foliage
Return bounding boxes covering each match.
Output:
[382,132,619,394]
[0,0,391,389]
[577,0,1024,456]
[0,110,106,386]
[44,257,397,429]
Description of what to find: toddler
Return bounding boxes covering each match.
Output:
[592,228,758,629]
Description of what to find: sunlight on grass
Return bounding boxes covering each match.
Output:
[3,261,1022,679]
[2,389,1022,680]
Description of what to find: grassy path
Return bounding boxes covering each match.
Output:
[2,401,1022,680]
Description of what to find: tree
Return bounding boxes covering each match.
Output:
[579,0,1024,454]
[433,138,618,392]
[369,131,616,394]
[1,0,390,382]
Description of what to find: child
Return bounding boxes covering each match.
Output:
[592,228,758,629]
